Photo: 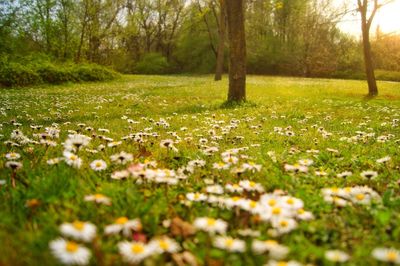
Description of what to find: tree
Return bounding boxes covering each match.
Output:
[226,0,246,102]
[214,0,226,81]
[357,0,393,97]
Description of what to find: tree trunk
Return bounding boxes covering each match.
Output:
[361,23,378,97]
[214,0,226,81]
[226,0,246,102]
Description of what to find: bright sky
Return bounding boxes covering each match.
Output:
[336,0,400,36]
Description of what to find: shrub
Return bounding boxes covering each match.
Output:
[0,62,42,87]
[375,70,400,82]
[135,53,170,74]
[72,64,119,82]
[0,59,120,87]
[36,63,75,84]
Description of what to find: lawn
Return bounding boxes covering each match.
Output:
[1,75,400,266]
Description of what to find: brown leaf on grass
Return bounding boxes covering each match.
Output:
[135,146,152,159]
[205,258,223,266]
[172,251,198,266]
[170,217,196,237]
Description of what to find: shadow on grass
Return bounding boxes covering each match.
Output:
[220,100,258,109]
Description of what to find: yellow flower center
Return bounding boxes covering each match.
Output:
[265,240,278,245]
[131,244,144,254]
[298,209,305,214]
[115,217,129,224]
[232,196,240,202]
[70,155,77,161]
[72,221,84,231]
[66,241,79,253]
[356,194,365,201]
[94,194,105,199]
[272,207,281,215]
[280,220,288,227]
[207,218,216,226]
[249,181,256,187]
[277,262,288,266]
[194,193,200,200]
[249,201,257,208]
[286,198,294,205]
[268,199,276,206]
[95,162,102,167]
[387,251,398,261]
[225,239,234,248]
[159,240,169,250]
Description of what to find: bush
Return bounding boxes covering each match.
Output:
[375,70,400,82]
[72,64,119,82]
[0,62,42,87]
[0,59,120,87]
[135,53,170,74]
[36,63,75,84]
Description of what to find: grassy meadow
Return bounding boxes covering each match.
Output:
[1,75,400,266]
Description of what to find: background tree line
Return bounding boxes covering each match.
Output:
[1,0,400,79]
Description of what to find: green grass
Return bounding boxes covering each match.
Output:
[1,75,400,266]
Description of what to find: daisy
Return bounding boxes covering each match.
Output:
[118,241,154,264]
[225,183,244,193]
[272,218,298,234]
[110,151,133,165]
[213,236,245,253]
[49,238,91,265]
[148,236,181,254]
[376,156,391,164]
[280,196,304,210]
[64,134,91,151]
[193,217,228,234]
[251,240,289,259]
[105,217,142,237]
[265,260,302,266]
[84,193,111,205]
[63,151,82,169]
[372,248,400,264]
[360,170,378,179]
[60,221,97,242]
[160,139,178,152]
[239,180,264,193]
[325,250,350,263]
[213,162,230,170]
[186,192,207,202]
[5,152,20,160]
[5,161,23,170]
[337,171,352,178]
[206,185,224,195]
[90,160,107,171]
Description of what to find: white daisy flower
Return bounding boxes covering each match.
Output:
[193,217,228,235]
[49,238,91,265]
[105,217,142,237]
[360,170,378,179]
[372,247,400,264]
[213,236,245,253]
[325,250,350,263]
[148,236,181,254]
[186,192,207,202]
[84,193,111,205]
[90,160,107,171]
[118,241,154,264]
[251,240,289,259]
[63,151,82,169]
[5,152,20,160]
[60,221,97,242]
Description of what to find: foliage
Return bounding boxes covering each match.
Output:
[0,59,119,87]
[134,53,170,74]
